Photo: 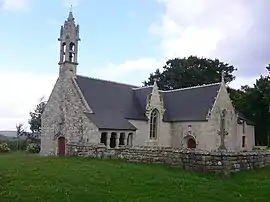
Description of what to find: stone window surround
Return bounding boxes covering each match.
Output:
[99,131,134,148]
[150,108,159,139]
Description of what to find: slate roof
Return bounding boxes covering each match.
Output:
[75,75,221,131]
[161,84,221,121]
[235,110,255,125]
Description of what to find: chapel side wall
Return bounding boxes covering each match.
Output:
[159,121,171,147]
[40,78,61,155]
[129,120,171,147]
[247,124,255,150]
[171,121,208,149]
[236,123,243,150]
[205,84,238,151]
[237,122,255,151]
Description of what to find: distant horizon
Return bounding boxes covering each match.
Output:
[0,131,17,137]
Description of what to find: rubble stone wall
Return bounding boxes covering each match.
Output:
[66,143,270,174]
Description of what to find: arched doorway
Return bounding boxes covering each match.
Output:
[58,136,66,156]
[187,138,196,149]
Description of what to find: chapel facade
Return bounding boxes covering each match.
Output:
[40,11,255,156]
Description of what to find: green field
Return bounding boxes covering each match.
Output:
[0,153,270,202]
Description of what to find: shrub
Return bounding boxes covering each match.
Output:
[26,142,40,153]
[4,139,29,151]
[0,142,10,153]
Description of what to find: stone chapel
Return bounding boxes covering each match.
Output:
[40,11,255,156]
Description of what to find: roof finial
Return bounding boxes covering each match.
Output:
[68,4,74,20]
[70,4,73,12]
[221,70,225,83]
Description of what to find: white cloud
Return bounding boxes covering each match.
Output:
[0,0,29,11]
[0,72,57,130]
[229,76,258,90]
[146,0,268,88]
[103,0,258,89]
[89,0,260,89]
[150,0,254,60]
[92,58,160,81]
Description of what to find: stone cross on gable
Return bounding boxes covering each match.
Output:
[218,109,228,151]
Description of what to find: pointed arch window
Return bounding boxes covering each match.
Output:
[150,109,159,139]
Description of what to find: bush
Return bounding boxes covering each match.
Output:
[4,139,29,151]
[0,142,10,153]
[26,143,40,153]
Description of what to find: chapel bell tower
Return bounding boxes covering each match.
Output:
[58,6,80,77]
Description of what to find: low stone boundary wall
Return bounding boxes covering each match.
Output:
[66,143,270,174]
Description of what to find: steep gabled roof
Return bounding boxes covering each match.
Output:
[161,83,221,121]
[75,75,221,130]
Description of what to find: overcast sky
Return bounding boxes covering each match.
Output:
[0,0,269,131]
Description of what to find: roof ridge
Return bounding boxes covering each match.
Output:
[76,74,140,88]
[132,86,153,90]
[159,82,221,93]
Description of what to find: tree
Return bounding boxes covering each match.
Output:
[29,97,46,134]
[28,97,46,140]
[143,56,237,90]
[228,72,270,146]
[15,123,26,151]
[245,75,270,146]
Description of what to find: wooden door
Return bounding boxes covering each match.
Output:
[187,138,196,149]
[58,137,66,156]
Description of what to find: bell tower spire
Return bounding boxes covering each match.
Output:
[58,6,80,77]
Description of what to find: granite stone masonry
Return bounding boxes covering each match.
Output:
[66,143,270,174]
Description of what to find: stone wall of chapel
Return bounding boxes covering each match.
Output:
[40,78,61,155]
[245,123,255,150]
[236,122,255,151]
[128,120,171,147]
[205,84,239,151]
[171,121,208,149]
[40,77,100,155]
[158,121,171,147]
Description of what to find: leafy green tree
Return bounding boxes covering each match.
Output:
[143,56,236,90]
[28,97,46,142]
[227,73,270,146]
[15,123,26,151]
[28,97,46,134]
[247,76,270,146]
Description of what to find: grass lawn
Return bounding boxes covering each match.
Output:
[0,153,270,202]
